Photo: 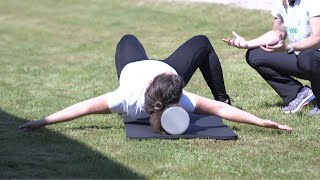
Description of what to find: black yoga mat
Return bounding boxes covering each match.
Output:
[123,113,238,140]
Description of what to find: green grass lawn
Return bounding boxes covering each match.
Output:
[1,0,319,179]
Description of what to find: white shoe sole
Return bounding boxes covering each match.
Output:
[284,94,315,113]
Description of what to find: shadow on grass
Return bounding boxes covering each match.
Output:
[262,101,285,108]
[0,109,145,179]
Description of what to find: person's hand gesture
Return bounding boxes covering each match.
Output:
[260,33,287,52]
[18,119,47,132]
[261,119,293,132]
[222,31,249,49]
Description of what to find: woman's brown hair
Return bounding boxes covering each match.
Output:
[144,73,184,133]
[283,0,296,11]
[283,0,288,10]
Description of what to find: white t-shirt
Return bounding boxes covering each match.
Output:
[106,60,197,119]
[271,0,320,54]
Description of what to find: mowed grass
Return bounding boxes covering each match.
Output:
[0,0,319,179]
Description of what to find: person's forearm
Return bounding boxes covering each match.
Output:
[215,104,265,126]
[287,16,320,51]
[195,96,265,126]
[247,31,280,48]
[290,35,320,51]
[18,94,112,131]
[43,102,90,125]
[44,94,111,125]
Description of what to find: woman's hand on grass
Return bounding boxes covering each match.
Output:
[262,119,293,132]
[18,119,47,132]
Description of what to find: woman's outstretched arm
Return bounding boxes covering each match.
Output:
[194,95,293,132]
[18,94,112,131]
[222,18,286,49]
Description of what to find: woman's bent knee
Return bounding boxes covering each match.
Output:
[246,48,259,68]
[194,35,209,42]
[191,35,211,47]
[297,50,320,75]
[119,34,137,42]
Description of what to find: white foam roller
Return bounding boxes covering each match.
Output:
[161,107,190,135]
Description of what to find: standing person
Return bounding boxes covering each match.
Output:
[19,34,293,133]
[223,0,320,116]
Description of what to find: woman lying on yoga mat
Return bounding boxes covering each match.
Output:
[19,34,293,133]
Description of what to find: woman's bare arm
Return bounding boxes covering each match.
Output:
[292,16,320,51]
[194,95,293,132]
[222,18,286,49]
[18,94,112,131]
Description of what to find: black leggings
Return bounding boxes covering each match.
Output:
[115,34,228,101]
[246,48,320,106]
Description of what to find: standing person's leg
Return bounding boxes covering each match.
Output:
[163,35,230,103]
[297,50,320,116]
[115,34,149,78]
[246,48,314,113]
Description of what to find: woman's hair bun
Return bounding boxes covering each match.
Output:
[153,101,163,112]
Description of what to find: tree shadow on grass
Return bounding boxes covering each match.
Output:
[0,109,146,179]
